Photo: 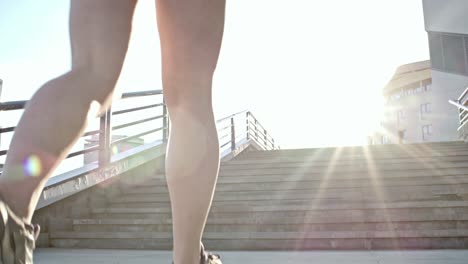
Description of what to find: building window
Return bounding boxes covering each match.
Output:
[420,103,432,119]
[397,110,406,123]
[382,135,389,144]
[428,32,468,75]
[442,34,466,74]
[424,84,432,91]
[422,124,433,141]
[429,33,443,70]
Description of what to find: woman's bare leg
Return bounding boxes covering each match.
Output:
[156,0,225,263]
[0,0,137,222]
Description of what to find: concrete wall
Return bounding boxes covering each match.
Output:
[423,0,468,34]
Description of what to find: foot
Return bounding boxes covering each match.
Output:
[173,243,222,264]
[0,197,40,264]
[200,243,222,264]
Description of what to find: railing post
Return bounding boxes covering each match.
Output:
[230,117,236,151]
[254,119,258,140]
[264,128,267,148]
[99,109,111,167]
[272,138,275,149]
[246,111,250,140]
[0,79,2,150]
[163,99,168,143]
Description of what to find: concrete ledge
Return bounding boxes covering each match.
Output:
[34,249,468,264]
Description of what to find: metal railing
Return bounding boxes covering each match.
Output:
[0,90,277,174]
[0,89,277,207]
[449,86,468,131]
[216,110,277,153]
[449,86,468,142]
[0,90,168,174]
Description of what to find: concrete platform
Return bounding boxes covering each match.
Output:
[35,249,468,264]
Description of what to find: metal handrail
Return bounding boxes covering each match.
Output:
[216,109,248,123]
[0,88,278,208]
[450,100,468,112]
[0,90,166,167]
[458,87,468,102]
[1,89,278,177]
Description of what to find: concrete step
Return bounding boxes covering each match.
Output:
[239,149,468,162]
[49,237,468,250]
[125,178,468,194]
[90,207,468,223]
[49,229,468,250]
[72,219,468,233]
[104,200,468,212]
[239,143,468,157]
[218,162,468,176]
[220,159,468,172]
[225,154,468,166]
[140,173,468,187]
[240,148,468,160]
[50,229,468,240]
[112,193,466,204]
[113,183,468,203]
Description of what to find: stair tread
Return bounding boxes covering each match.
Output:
[50,229,468,239]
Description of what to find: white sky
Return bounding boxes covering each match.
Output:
[0,0,429,149]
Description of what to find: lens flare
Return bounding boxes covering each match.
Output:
[112,145,119,155]
[23,155,42,177]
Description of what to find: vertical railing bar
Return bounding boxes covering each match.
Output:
[246,111,250,140]
[0,80,2,152]
[254,118,258,141]
[230,117,236,151]
[98,109,111,167]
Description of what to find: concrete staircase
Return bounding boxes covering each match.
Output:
[49,142,468,249]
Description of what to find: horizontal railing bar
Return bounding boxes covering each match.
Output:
[83,129,100,137]
[112,103,164,116]
[217,124,232,132]
[218,132,231,141]
[216,109,248,123]
[0,149,6,156]
[66,145,101,159]
[217,128,231,137]
[112,115,163,131]
[0,126,15,134]
[110,127,165,146]
[0,100,27,111]
[121,90,163,99]
[220,140,231,149]
[450,100,468,112]
[0,91,163,111]
[458,87,468,102]
[248,130,274,149]
[460,112,468,126]
[248,134,268,150]
[247,122,273,142]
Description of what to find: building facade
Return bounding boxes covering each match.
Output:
[422,0,468,141]
[372,1,468,145]
[376,61,435,144]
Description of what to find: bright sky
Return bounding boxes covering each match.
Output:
[0,0,429,149]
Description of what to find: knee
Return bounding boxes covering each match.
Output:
[163,76,213,111]
[70,66,120,105]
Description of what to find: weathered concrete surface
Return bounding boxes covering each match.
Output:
[35,249,468,264]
